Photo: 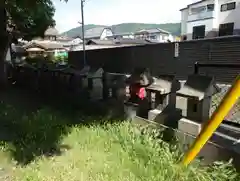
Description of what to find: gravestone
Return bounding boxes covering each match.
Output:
[147,75,181,123]
[176,74,219,123]
[87,68,104,100]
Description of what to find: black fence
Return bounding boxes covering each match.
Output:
[69,36,240,84]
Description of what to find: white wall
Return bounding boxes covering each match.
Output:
[181,0,215,38]
[123,35,134,39]
[181,9,188,35]
[150,33,173,42]
[187,18,215,39]
[181,0,240,39]
[218,0,240,31]
[134,32,173,42]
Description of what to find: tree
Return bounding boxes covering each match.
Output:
[0,0,57,87]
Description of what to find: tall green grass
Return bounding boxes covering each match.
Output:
[0,102,239,181]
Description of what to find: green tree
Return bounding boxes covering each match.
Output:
[0,0,63,86]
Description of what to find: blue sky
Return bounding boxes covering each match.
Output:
[53,0,195,33]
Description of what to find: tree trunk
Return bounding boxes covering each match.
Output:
[0,2,8,89]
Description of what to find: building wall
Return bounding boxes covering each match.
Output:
[181,9,188,35]
[106,34,134,40]
[181,0,240,40]
[181,0,216,40]
[135,33,173,42]
[218,0,240,34]
[186,19,215,39]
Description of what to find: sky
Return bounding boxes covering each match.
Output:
[53,0,196,33]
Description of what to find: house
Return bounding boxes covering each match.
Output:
[180,0,240,40]
[23,40,67,57]
[70,37,83,45]
[24,41,66,52]
[44,27,59,41]
[86,39,153,45]
[107,32,134,40]
[56,36,74,43]
[134,28,174,42]
[71,39,154,51]
[84,27,113,40]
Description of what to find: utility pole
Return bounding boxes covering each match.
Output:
[80,0,86,66]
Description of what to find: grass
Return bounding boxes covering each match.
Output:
[0,102,239,181]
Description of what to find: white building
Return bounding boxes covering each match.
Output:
[134,28,174,42]
[107,32,135,40]
[180,0,240,40]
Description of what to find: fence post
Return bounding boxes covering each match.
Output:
[182,75,240,166]
[194,62,199,74]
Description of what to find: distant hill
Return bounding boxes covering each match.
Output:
[62,23,181,38]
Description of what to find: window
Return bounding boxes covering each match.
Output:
[192,25,206,39]
[219,23,234,36]
[220,2,236,12]
[207,4,215,11]
[190,6,206,14]
[149,35,157,40]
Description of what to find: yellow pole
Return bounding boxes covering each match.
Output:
[182,75,240,166]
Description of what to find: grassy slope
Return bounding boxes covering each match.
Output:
[0,101,238,181]
[62,23,181,38]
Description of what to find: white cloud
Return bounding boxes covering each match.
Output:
[53,0,195,32]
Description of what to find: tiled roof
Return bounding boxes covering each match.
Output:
[23,41,65,50]
[44,27,59,36]
[84,27,112,39]
[135,28,170,35]
[86,39,154,45]
[180,0,207,11]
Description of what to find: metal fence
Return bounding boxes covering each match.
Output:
[133,116,240,167]
[194,62,240,124]
[211,84,240,124]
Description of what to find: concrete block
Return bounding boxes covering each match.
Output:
[148,109,169,124]
[124,103,138,121]
[148,109,162,121]
[176,96,187,117]
[148,107,182,129]
[178,118,202,136]
[90,78,103,100]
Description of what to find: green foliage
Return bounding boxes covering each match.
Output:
[25,56,46,67]
[0,103,70,165]
[62,23,181,38]
[53,52,68,64]
[0,100,239,180]
[5,0,56,40]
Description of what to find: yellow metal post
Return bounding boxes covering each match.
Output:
[182,75,240,166]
